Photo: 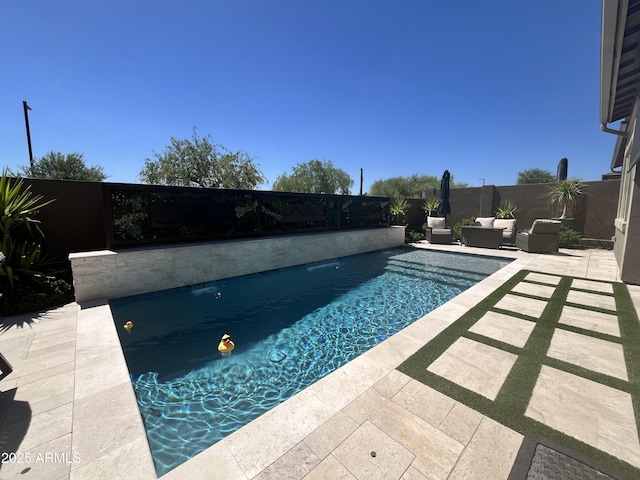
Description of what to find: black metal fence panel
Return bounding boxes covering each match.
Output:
[107,184,390,248]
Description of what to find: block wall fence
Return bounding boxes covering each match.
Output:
[69,227,406,302]
[21,178,620,259]
[18,178,621,301]
[403,179,621,240]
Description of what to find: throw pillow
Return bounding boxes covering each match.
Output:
[474,217,495,228]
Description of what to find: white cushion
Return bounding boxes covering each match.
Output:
[474,217,495,228]
[530,219,562,235]
[494,218,516,238]
[427,217,446,229]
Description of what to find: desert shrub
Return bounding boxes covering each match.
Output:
[0,275,73,316]
[559,225,582,248]
[405,229,424,243]
[452,218,475,240]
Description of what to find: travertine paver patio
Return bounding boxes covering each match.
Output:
[332,421,415,480]
[427,337,519,400]
[511,281,557,298]
[343,384,466,479]
[524,272,561,285]
[566,289,617,311]
[558,305,620,336]
[493,293,548,318]
[525,366,640,468]
[468,311,535,348]
[0,244,637,480]
[396,246,640,478]
[547,329,628,380]
[572,278,615,294]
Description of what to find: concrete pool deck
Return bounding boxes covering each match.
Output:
[0,244,637,479]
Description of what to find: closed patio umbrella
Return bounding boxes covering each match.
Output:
[437,170,451,219]
[557,157,568,181]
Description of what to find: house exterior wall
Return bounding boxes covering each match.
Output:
[613,102,640,284]
[69,226,406,302]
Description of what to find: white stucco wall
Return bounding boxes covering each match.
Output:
[69,227,406,302]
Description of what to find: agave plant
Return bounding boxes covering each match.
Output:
[0,237,45,289]
[390,196,410,225]
[421,196,440,217]
[545,179,586,219]
[495,199,519,219]
[0,170,54,237]
[0,170,55,291]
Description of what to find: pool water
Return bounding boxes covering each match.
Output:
[109,247,511,476]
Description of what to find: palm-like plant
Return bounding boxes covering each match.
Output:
[545,179,586,219]
[0,170,55,290]
[421,197,440,217]
[495,199,519,219]
[390,196,410,225]
[0,172,53,235]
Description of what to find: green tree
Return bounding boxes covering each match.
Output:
[272,159,353,194]
[18,152,107,181]
[139,128,266,189]
[369,174,468,198]
[517,168,555,184]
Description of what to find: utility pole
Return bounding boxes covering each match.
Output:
[23,101,34,168]
[359,168,363,195]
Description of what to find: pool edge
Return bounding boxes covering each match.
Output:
[79,251,535,479]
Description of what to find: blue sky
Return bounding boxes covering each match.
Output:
[1,1,617,193]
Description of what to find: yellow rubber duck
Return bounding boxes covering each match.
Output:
[124,321,134,333]
[218,333,235,357]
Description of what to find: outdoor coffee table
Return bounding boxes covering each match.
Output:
[461,226,505,249]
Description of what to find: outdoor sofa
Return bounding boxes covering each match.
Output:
[461,217,517,248]
[475,217,517,245]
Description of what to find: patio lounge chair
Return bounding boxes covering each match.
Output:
[516,219,562,253]
[425,216,452,244]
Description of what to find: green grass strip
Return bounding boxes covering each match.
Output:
[614,281,640,455]
[397,270,640,479]
[491,275,570,416]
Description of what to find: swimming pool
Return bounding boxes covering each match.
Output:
[109,247,511,476]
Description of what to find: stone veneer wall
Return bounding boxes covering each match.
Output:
[69,226,406,302]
